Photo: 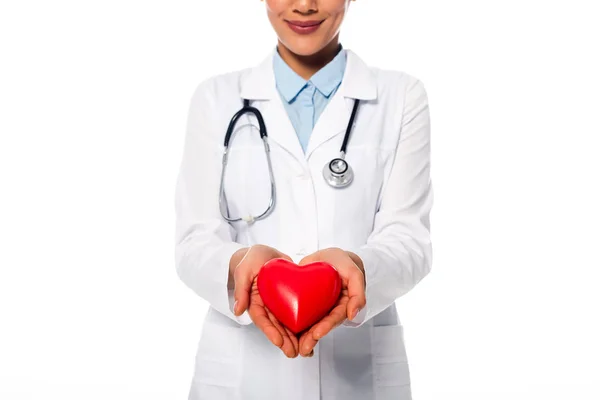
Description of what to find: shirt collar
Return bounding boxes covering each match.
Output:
[273,44,347,103]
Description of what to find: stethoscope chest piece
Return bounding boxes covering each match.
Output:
[323,157,354,188]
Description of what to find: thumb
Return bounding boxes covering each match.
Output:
[347,296,365,321]
[298,254,317,266]
[232,249,254,316]
[346,270,366,320]
[233,269,253,316]
[279,253,294,262]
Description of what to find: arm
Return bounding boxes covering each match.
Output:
[174,79,252,325]
[344,78,434,327]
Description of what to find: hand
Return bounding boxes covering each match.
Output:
[248,275,300,358]
[297,248,366,357]
[229,244,300,358]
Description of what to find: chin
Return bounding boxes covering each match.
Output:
[280,39,326,57]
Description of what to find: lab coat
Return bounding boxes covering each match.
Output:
[174,48,433,400]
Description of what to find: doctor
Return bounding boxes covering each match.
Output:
[174,0,433,399]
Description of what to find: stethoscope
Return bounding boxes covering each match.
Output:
[219,97,360,223]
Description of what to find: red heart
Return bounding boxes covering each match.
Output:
[257,258,342,334]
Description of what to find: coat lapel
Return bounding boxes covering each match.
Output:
[238,48,378,163]
[305,50,378,159]
[239,48,305,163]
[304,89,354,159]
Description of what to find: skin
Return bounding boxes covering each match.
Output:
[296,248,366,357]
[230,246,366,358]
[229,0,366,359]
[264,0,354,79]
[229,245,301,358]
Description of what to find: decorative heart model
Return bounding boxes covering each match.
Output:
[257,258,342,334]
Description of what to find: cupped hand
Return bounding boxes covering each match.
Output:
[296,248,366,357]
[248,276,299,358]
[230,244,299,358]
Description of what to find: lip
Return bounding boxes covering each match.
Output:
[286,19,324,34]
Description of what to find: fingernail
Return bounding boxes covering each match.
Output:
[351,308,360,320]
[233,300,238,314]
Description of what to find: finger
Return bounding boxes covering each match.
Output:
[284,326,300,356]
[231,248,255,315]
[312,298,348,339]
[248,304,284,348]
[282,327,299,358]
[312,309,346,341]
[301,333,318,357]
[298,326,317,357]
[345,269,367,320]
[298,253,318,266]
[278,253,294,263]
[267,310,297,358]
[233,267,253,316]
[347,296,364,321]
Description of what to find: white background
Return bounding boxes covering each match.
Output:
[1,0,599,399]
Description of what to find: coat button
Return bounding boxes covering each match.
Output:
[296,170,310,180]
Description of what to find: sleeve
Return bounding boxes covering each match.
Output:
[174,79,252,325]
[344,78,434,327]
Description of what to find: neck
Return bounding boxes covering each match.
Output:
[276,37,341,80]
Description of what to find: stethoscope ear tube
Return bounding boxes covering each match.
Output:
[340,98,360,154]
[223,99,268,148]
[219,100,275,223]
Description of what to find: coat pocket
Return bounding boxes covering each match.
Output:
[192,323,243,389]
[372,324,411,388]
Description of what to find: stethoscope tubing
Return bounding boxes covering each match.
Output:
[219,97,360,223]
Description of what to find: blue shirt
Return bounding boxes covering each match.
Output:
[272,45,347,153]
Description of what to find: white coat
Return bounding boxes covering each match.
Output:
[174,47,433,400]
